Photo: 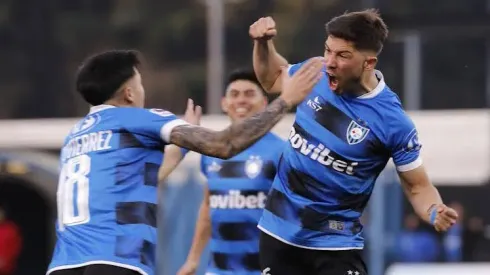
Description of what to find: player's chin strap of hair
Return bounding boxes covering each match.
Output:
[427,204,438,225]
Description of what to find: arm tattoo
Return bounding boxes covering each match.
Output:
[169,98,289,159]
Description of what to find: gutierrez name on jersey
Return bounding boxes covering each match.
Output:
[210,190,267,209]
[61,130,113,161]
[288,127,358,175]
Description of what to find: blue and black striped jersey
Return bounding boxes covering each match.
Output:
[258,60,422,250]
[201,132,284,275]
[47,105,187,275]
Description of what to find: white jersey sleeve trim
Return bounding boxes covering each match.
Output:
[396,157,423,172]
[160,119,189,143]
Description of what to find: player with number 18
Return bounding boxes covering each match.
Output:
[46,50,323,275]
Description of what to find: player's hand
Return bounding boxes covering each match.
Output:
[249,17,277,40]
[176,260,198,275]
[279,57,325,107]
[430,204,459,232]
[183,98,202,126]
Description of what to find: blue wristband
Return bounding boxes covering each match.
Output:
[180,147,190,156]
[429,208,437,225]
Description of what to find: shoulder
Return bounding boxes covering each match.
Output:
[373,90,418,146]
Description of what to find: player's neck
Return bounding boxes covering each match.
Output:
[360,71,379,94]
[102,99,133,108]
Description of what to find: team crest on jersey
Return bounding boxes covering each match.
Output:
[149,108,173,117]
[346,120,370,145]
[245,155,263,179]
[403,128,422,152]
[71,114,101,135]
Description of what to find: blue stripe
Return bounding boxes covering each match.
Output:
[209,209,262,223]
[207,178,272,191]
[209,239,259,253]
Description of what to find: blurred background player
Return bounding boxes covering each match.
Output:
[177,70,285,275]
[249,10,459,275]
[47,50,323,275]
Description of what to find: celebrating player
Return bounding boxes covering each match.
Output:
[177,69,285,275]
[249,9,459,275]
[46,50,323,275]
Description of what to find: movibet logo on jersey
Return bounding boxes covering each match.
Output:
[210,190,267,209]
[288,127,358,175]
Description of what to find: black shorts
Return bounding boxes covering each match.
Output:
[259,231,368,275]
[50,264,141,275]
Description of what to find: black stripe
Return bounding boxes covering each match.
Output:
[213,161,276,179]
[144,162,159,187]
[119,130,145,148]
[115,236,155,266]
[211,252,260,271]
[116,202,157,228]
[265,189,361,234]
[212,222,260,241]
[313,100,355,142]
[285,167,370,213]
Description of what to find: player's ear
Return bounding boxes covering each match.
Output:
[221,97,229,113]
[364,56,377,71]
[123,86,135,104]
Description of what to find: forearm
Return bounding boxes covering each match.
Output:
[253,40,288,92]
[169,97,290,159]
[158,145,185,184]
[186,202,211,263]
[403,182,443,224]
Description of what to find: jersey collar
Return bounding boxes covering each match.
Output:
[89,104,116,114]
[357,70,385,99]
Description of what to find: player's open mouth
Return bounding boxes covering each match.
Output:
[327,73,339,91]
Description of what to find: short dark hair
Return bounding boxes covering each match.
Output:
[224,69,265,96]
[76,50,141,106]
[325,9,388,54]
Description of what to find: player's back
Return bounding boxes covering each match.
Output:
[259,60,422,250]
[202,133,284,275]
[48,105,184,275]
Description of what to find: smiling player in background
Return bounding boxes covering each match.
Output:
[249,9,458,275]
[176,69,285,275]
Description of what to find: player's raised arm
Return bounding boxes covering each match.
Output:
[169,57,324,159]
[250,17,289,93]
[157,99,202,184]
[158,145,185,184]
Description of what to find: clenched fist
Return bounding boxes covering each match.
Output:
[429,204,459,232]
[249,17,277,40]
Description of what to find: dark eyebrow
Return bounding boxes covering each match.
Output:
[325,46,353,55]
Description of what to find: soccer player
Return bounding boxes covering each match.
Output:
[177,70,285,275]
[46,50,323,275]
[249,10,459,275]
